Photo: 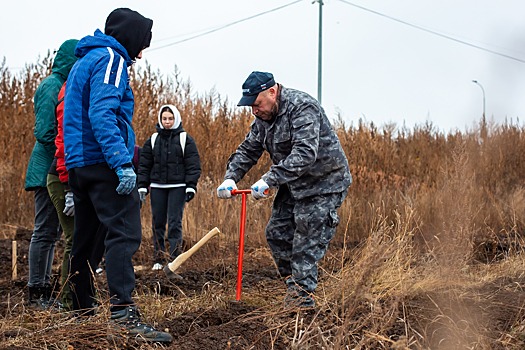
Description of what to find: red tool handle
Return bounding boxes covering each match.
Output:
[232,189,248,300]
[231,189,251,195]
[231,189,269,196]
[230,188,270,301]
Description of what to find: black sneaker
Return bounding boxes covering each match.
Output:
[110,306,173,343]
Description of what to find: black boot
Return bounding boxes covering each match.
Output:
[43,284,52,301]
[28,286,49,310]
[110,306,173,343]
[43,284,62,309]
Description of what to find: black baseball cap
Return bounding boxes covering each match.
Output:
[237,71,275,106]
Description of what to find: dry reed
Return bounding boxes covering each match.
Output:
[2,57,525,349]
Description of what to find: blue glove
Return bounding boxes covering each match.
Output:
[185,188,195,202]
[138,188,148,202]
[251,178,269,200]
[115,167,136,195]
[63,191,75,216]
[217,179,237,199]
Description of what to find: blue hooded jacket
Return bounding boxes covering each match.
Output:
[63,29,136,171]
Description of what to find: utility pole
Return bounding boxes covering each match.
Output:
[316,0,323,104]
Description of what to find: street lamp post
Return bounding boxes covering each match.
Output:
[471,80,485,120]
[472,80,487,141]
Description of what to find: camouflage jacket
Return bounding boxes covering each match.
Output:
[225,86,352,200]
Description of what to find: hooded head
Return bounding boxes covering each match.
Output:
[158,104,181,130]
[104,8,153,60]
[52,39,79,78]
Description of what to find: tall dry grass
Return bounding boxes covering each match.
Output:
[2,56,525,348]
[3,56,525,247]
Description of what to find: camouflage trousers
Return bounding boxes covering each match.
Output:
[265,185,348,293]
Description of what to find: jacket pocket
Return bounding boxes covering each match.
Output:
[271,127,292,160]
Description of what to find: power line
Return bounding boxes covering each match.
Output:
[337,0,525,64]
[148,0,303,52]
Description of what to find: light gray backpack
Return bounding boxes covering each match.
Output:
[150,131,187,156]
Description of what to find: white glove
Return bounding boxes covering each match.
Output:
[217,179,237,199]
[138,188,148,202]
[63,191,75,216]
[251,178,269,200]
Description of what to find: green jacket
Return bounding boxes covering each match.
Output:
[24,39,78,191]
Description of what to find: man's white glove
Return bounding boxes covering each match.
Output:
[63,191,75,216]
[217,179,237,199]
[251,178,269,200]
[138,188,148,202]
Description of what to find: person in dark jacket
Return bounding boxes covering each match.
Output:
[137,104,201,270]
[63,8,172,343]
[24,39,78,309]
[47,82,106,310]
[217,71,352,309]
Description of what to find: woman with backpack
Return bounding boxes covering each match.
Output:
[137,104,201,271]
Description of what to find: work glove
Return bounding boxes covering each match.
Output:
[115,166,136,195]
[217,179,237,199]
[185,188,196,202]
[138,188,148,202]
[63,191,75,216]
[251,178,269,200]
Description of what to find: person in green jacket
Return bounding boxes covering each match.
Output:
[24,39,78,309]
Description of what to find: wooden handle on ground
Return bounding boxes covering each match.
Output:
[166,227,221,273]
[12,240,17,280]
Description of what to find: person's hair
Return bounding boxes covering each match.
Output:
[161,106,173,115]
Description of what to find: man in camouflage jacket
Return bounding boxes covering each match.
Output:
[217,71,352,308]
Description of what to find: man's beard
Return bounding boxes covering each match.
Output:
[255,101,279,122]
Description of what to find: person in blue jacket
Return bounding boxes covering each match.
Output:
[63,8,172,343]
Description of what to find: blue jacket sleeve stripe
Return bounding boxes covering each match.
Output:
[103,47,114,85]
[115,57,124,89]
[103,47,124,88]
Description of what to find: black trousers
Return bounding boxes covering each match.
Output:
[150,187,185,262]
[68,163,141,311]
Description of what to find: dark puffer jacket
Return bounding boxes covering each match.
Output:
[137,123,201,191]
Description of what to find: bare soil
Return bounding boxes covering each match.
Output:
[2,227,525,349]
[0,227,323,349]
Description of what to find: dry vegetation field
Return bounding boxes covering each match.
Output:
[2,56,525,349]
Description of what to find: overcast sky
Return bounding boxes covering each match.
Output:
[3,0,525,133]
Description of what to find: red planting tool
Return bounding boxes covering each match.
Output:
[230,188,269,301]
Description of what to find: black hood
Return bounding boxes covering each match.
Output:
[104,8,153,60]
